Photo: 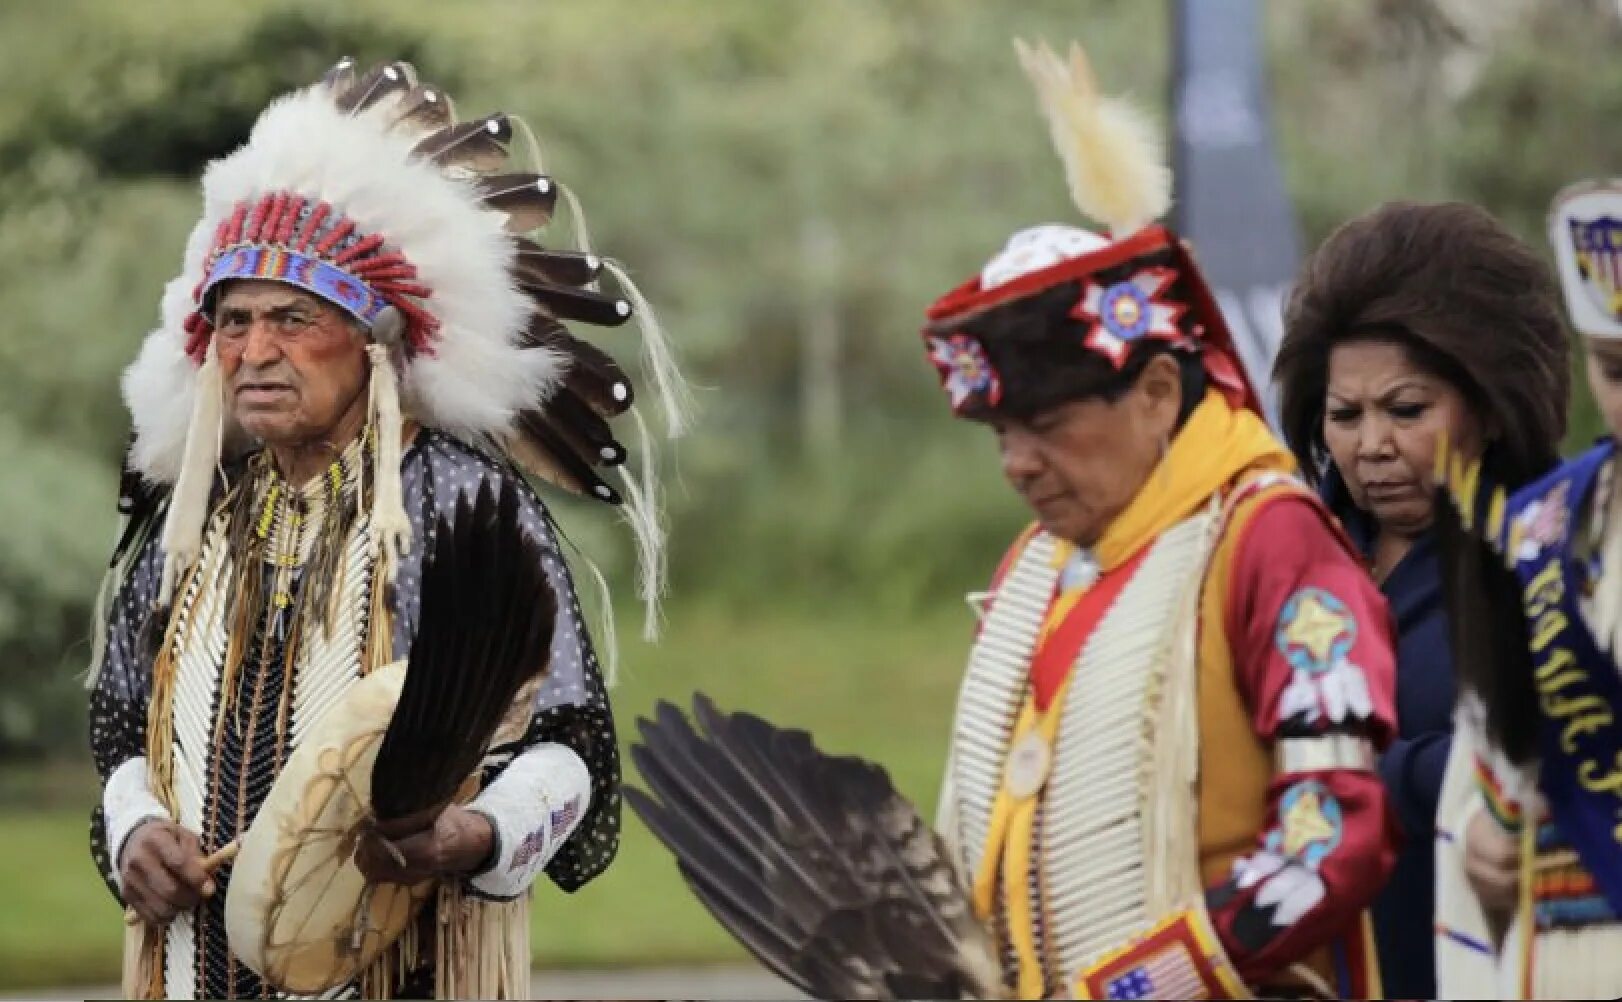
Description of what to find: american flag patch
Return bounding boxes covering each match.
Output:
[549,795,582,834]
[1077,909,1243,1001]
[509,796,585,872]
[509,827,547,872]
[1102,948,1207,999]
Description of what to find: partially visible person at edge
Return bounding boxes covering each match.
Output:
[926,39,1398,1000]
[1273,200,1570,1000]
[1433,179,1622,1000]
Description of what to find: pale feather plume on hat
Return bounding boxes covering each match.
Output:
[1014,38,1172,236]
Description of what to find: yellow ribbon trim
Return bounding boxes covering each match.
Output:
[971,681,1073,999]
[1517,811,1537,998]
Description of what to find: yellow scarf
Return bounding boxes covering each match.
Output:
[973,390,1293,998]
[1035,390,1294,643]
[1091,390,1293,570]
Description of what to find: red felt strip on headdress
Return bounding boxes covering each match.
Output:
[222,204,249,247]
[925,225,1174,324]
[314,218,356,257]
[333,232,385,265]
[274,194,304,246]
[296,202,332,252]
[245,196,273,243]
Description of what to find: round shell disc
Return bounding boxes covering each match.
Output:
[1004,730,1053,800]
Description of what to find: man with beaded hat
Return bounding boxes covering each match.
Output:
[1434,178,1622,999]
[88,58,689,999]
[924,40,1399,998]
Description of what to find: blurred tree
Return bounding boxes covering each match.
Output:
[79,12,448,179]
[1272,0,1620,445]
[1445,2,1622,445]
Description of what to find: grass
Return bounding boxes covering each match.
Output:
[0,809,122,988]
[0,602,974,988]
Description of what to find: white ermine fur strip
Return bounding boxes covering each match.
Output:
[367,345,411,572]
[158,347,223,604]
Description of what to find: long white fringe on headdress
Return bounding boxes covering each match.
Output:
[599,261,695,646]
[603,259,695,439]
[617,408,668,642]
[157,342,224,604]
[366,342,412,572]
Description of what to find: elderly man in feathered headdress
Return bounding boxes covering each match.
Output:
[915,41,1401,998]
[87,59,689,1000]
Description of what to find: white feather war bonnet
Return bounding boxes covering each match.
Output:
[120,58,692,644]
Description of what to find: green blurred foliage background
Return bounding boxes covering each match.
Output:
[0,0,1618,984]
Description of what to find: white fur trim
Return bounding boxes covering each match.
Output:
[104,757,173,893]
[123,280,205,484]
[367,344,412,571]
[465,743,593,900]
[124,84,566,482]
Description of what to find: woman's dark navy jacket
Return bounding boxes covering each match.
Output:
[1321,469,1453,1002]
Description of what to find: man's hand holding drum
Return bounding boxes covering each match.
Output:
[353,806,496,885]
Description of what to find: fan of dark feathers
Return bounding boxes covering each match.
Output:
[625,694,1002,1001]
[370,480,556,822]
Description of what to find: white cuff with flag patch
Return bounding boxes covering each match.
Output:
[465,742,593,900]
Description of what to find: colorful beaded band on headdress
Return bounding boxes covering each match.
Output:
[185,190,438,361]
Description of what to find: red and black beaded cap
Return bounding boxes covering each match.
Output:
[922,224,1259,418]
[918,40,1260,420]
